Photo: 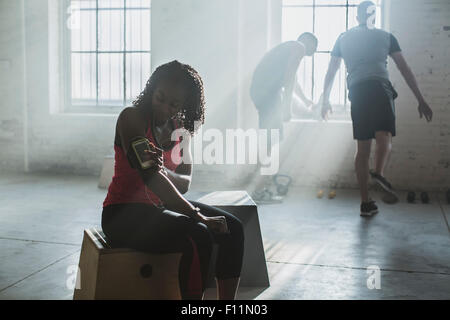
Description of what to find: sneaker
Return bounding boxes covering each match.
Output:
[369,170,399,202]
[360,200,379,217]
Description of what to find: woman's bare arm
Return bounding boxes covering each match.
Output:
[163,134,193,194]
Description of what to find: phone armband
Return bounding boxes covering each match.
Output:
[127,137,157,170]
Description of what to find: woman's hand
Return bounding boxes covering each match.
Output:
[201,215,230,235]
[144,143,164,170]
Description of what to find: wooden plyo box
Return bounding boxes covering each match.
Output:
[196,191,270,288]
[73,228,182,300]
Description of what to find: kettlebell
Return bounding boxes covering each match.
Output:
[273,174,292,196]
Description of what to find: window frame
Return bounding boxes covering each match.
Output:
[61,0,152,114]
[281,0,385,121]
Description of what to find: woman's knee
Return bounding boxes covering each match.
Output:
[190,221,214,249]
[226,216,245,246]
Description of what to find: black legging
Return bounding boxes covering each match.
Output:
[101,200,244,298]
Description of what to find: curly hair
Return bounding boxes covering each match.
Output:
[132,60,205,135]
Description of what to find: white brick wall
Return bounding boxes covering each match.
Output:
[387,0,450,190]
[0,0,25,172]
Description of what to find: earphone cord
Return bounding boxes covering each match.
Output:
[145,186,164,209]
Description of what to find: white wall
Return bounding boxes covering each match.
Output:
[0,0,118,175]
[0,0,26,172]
[387,0,450,190]
[152,0,240,133]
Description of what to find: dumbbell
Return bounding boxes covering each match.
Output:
[407,191,415,203]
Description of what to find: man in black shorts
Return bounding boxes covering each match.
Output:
[320,1,433,216]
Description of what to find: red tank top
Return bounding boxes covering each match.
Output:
[103,116,183,208]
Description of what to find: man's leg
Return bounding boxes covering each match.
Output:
[374,131,392,176]
[370,130,398,203]
[250,92,284,203]
[251,108,274,191]
[355,139,372,203]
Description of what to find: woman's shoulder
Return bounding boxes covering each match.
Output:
[119,105,139,118]
[116,105,149,140]
[118,105,147,125]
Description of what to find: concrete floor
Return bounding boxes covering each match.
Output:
[0,172,449,300]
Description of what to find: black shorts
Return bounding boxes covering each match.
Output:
[348,79,398,140]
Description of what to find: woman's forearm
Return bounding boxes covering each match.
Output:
[145,171,199,219]
[163,168,191,194]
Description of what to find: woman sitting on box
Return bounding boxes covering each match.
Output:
[102,60,244,300]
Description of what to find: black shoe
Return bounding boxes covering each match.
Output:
[369,170,399,202]
[360,200,379,217]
